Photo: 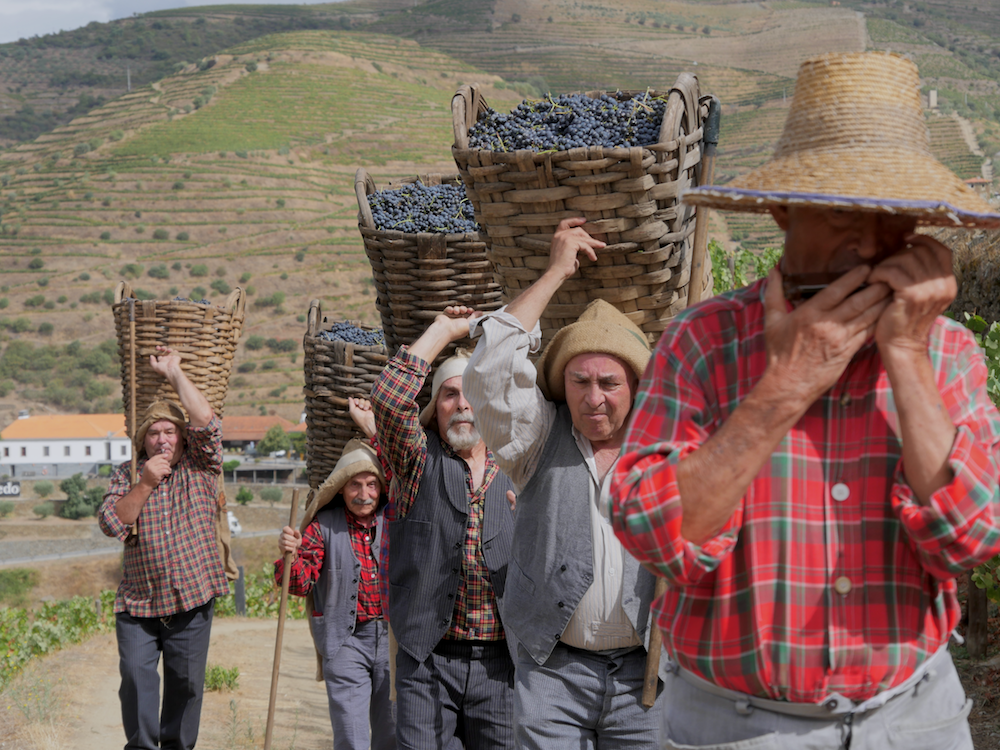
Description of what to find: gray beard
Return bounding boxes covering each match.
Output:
[446,419,481,451]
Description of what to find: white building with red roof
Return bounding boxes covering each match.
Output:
[0,413,131,479]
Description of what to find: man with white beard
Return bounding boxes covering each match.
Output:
[371,307,517,750]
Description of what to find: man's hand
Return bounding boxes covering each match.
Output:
[545,217,606,282]
[149,346,183,379]
[348,397,377,440]
[278,525,302,557]
[407,307,482,366]
[139,448,172,489]
[868,234,957,360]
[762,265,891,409]
[507,490,516,513]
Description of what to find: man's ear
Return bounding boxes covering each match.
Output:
[769,205,790,232]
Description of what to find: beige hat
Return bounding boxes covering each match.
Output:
[537,299,652,402]
[134,400,187,458]
[299,438,385,531]
[418,350,471,428]
[684,52,1000,229]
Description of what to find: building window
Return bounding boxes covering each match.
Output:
[20,447,26,457]
[64,446,71,457]
[2,447,7,457]
[43,446,50,457]
[85,446,92,457]
[121,445,127,456]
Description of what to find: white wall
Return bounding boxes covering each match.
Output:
[0,438,132,464]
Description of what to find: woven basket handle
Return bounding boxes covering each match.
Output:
[114,281,135,304]
[354,167,377,229]
[224,287,246,318]
[658,72,701,146]
[307,299,322,337]
[451,84,489,150]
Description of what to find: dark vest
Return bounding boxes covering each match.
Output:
[387,431,515,663]
[308,505,384,665]
[502,405,658,667]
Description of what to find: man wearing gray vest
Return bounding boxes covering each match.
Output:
[371,311,516,750]
[275,438,395,750]
[464,217,664,748]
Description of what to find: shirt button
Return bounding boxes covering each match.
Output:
[834,576,852,595]
[825,698,839,711]
[557,601,565,608]
[831,483,850,502]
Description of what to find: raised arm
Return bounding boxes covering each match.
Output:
[149,346,213,427]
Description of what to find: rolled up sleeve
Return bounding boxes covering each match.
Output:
[99,463,134,542]
[187,415,222,473]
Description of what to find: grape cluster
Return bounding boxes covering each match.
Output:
[468,92,667,152]
[367,181,479,234]
[173,296,212,305]
[318,321,385,347]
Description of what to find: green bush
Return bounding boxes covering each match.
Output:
[245,335,265,351]
[237,362,256,373]
[261,361,277,371]
[152,229,169,241]
[175,232,189,242]
[58,474,103,520]
[103,289,115,305]
[222,460,240,472]
[276,198,286,208]
[0,501,14,518]
[33,481,54,498]
[120,263,143,279]
[191,286,207,299]
[245,61,258,72]
[97,465,111,477]
[235,487,253,505]
[11,318,32,333]
[259,487,283,506]
[239,272,251,284]
[148,264,169,279]
[0,569,38,608]
[28,258,44,270]
[172,181,185,190]
[24,295,45,308]
[190,264,208,278]
[99,231,111,240]
[33,502,54,519]
[78,272,90,281]
[258,425,291,456]
[0,299,7,309]
[38,322,54,336]
[210,280,231,295]
[204,664,239,692]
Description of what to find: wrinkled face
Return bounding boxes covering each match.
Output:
[564,353,637,445]
[144,420,184,466]
[435,376,483,452]
[342,471,382,522]
[772,205,918,277]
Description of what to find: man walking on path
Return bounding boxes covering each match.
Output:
[371,311,516,750]
[275,438,395,750]
[100,346,228,750]
[611,51,1000,749]
[463,226,665,749]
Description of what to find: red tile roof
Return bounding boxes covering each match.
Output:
[1,414,127,440]
[221,415,302,442]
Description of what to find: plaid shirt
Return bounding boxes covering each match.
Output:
[611,280,1000,704]
[372,347,505,642]
[275,507,383,621]
[100,416,228,618]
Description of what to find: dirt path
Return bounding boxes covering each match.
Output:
[6,618,332,750]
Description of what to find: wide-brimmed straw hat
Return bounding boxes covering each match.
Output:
[134,400,187,457]
[299,438,384,531]
[537,299,652,402]
[418,350,471,428]
[684,52,1000,229]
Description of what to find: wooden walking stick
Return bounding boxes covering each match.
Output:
[641,94,721,709]
[128,297,139,540]
[263,488,300,750]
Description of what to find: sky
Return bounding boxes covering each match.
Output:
[0,1,344,45]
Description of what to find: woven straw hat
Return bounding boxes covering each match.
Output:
[418,349,471,428]
[537,299,652,402]
[299,438,384,531]
[684,52,1000,229]
[134,400,187,458]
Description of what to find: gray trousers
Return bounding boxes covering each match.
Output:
[115,599,214,750]
[395,639,515,750]
[513,641,662,750]
[661,651,973,750]
[324,619,396,750]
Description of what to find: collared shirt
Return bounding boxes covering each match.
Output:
[465,310,641,652]
[99,416,229,618]
[275,507,382,622]
[371,346,504,642]
[611,279,1000,704]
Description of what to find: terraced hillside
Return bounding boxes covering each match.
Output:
[0,31,520,426]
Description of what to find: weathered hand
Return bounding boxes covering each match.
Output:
[140,451,172,489]
[278,525,301,556]
[868,234,957,359]
[763,265,891,408]
[506,490,516,513]
[149,346,182,379]
[348,397,377,439]
[546,217,606,281]
[435,305,481,344]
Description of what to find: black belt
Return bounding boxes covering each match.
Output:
[433,638,507,659]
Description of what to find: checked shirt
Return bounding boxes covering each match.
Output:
[100,416,229,619]
[611,279,1000,704]
[372,346,505,642]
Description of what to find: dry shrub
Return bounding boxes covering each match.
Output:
[934,228,1000,324]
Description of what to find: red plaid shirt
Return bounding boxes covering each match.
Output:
[611,280,1000,703]
[275,507,383,621]
[372,346,505,642]
[100,416,229,618]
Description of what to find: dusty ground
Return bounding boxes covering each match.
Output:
[0,617,331,750]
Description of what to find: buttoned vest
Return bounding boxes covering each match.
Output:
[502,404,658,666]
[387,430,515,663]
[308,505,384,666]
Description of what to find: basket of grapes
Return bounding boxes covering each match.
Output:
[451,75,711,349]
[302,299,388,489]
[354,168,504,361]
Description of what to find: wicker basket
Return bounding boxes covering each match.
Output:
[451,76,712,349]
[302,300,388,489]
[112,282,246,437]
[355,168,505,362]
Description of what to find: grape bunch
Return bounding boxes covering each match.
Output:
[173,296,212,305]
[468,92,667,152]
[318,321,385,347]
[367,180,479,234]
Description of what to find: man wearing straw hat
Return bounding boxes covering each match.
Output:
[611,51,1000,748]
[370,311,516,750]
[463,233,665,748]
[99,346,229,750]
[274,437,395,750]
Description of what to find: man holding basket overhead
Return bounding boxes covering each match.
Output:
[612,51,1000,749]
